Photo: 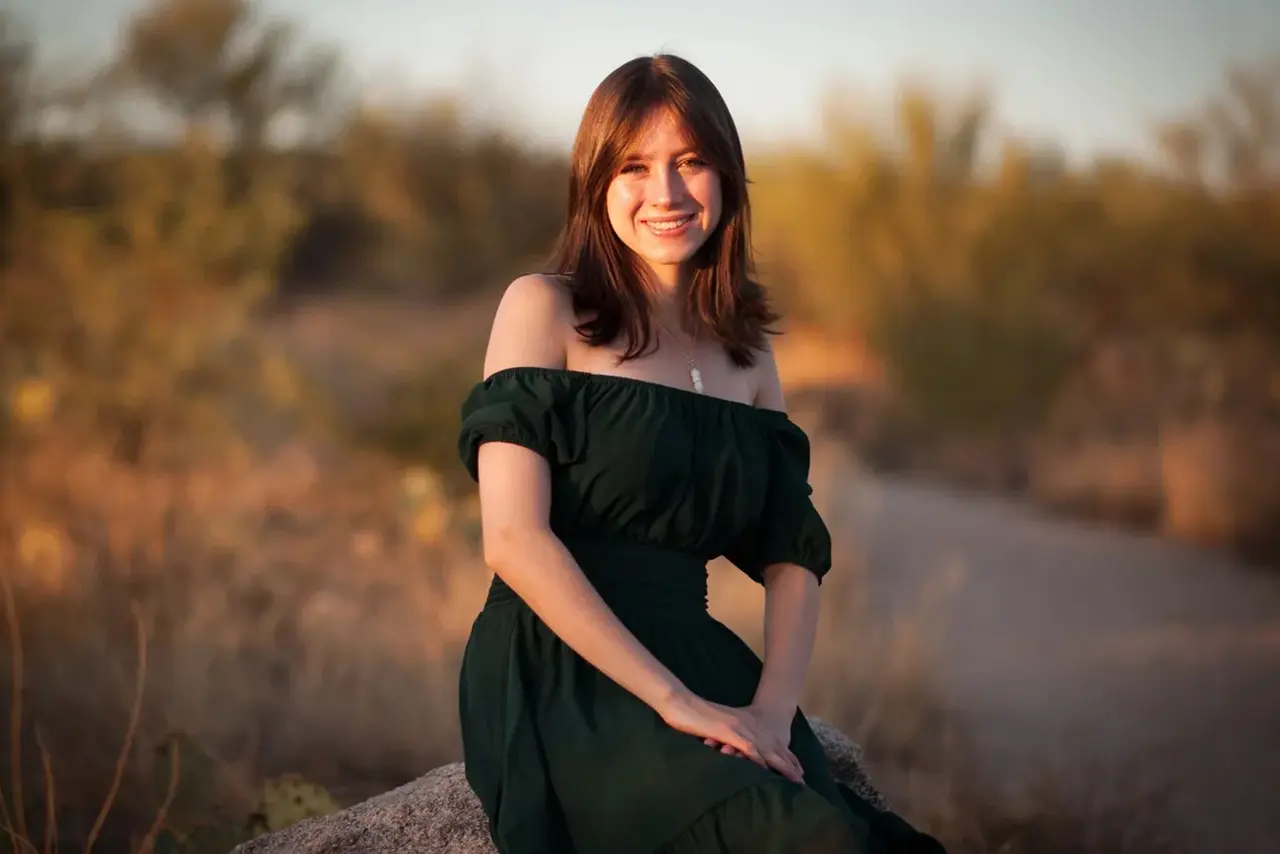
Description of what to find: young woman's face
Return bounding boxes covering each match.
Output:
[605,107,723,281]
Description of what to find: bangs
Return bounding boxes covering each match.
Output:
[591,76,743,187]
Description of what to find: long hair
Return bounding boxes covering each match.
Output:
[547,53,779,367]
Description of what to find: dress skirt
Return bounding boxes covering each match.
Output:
[457,539,944,854]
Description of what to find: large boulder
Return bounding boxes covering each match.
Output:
[234,716,888,854]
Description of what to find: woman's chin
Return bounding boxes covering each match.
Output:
[636,239,707,269]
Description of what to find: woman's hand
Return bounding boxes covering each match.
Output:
[702,702,796,760]
[658,693,804,784]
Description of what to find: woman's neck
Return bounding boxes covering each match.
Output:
[641,264,691,328]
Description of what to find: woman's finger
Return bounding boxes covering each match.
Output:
[765,749,804,784]
[731,737,770,771]
[704,737,741,759]
[731,734,795,779]
[751,727,803,781]
[783,746,803,776]
[749,728,803,782]
[773,743,803,781]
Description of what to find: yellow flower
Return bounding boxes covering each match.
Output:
[11,378,55,425]
[18,524,66,592]
[261,355,300,406]
[412,500,450,546]
[402,466,443,502]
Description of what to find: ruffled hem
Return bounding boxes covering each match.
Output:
[652,779,868,854]
[653,778,948,854]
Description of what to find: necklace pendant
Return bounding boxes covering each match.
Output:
[690,366,704,393]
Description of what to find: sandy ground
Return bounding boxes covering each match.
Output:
[846,475,1280,854]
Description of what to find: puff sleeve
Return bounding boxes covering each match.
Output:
[457,368,585,482]
[724,417,833,585]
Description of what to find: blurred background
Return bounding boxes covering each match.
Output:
[2,0,1278,852]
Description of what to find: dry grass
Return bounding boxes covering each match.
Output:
[0,422,1188,854]
[0,575,169,854]
[1,430,490,850]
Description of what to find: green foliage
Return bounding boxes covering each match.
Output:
[346,352,483,492]
[2,129,309,462]
[0,1,344,464]
[145,731,340,853]
[1,0,1275,464]
[247,774,341,835]
[153,731,223,834]
[145,731,251,853]
[872,292,1076,435]
[113,0,343,147]
[323,105,567,297]
[753,63,1280,437]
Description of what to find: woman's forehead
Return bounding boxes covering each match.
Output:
[623,106,696,158]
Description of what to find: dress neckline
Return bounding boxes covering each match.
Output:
[481,365,791,420]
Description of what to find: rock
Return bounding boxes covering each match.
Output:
[233,716,887,854]
[806,716,891,812]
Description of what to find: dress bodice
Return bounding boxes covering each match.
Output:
[457,367,831,583]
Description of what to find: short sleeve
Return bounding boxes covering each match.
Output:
[724,417,833,585]
[457,368,585,481]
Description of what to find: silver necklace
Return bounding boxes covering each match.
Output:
[655,315,704,394]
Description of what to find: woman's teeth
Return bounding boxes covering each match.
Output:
[646,214,694,232]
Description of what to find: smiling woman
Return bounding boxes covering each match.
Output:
[546,54,772,378]
[453,53,946,854]
[605,109,723,275]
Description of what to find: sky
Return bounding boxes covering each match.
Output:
[13,0,1280,163]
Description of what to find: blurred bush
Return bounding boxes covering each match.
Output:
[751,70,1280,550]
[5,3,1276,486]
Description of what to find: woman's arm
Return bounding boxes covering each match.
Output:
[750,343,822,725]
[752,563,821,723]
[476,275,690,714]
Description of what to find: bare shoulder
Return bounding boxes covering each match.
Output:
[482,274,575,379]
[752,335,788,414]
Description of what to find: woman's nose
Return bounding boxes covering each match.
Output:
[648,165,684,206]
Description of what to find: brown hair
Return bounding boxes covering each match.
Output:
[546,53,779,367]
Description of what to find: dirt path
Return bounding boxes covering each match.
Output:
[847,476,1280,854]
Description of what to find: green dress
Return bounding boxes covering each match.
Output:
[456,367,944,854]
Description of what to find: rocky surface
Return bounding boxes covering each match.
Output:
[233,715,885,854]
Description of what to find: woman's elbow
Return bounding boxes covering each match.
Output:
[481,521,538,570]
